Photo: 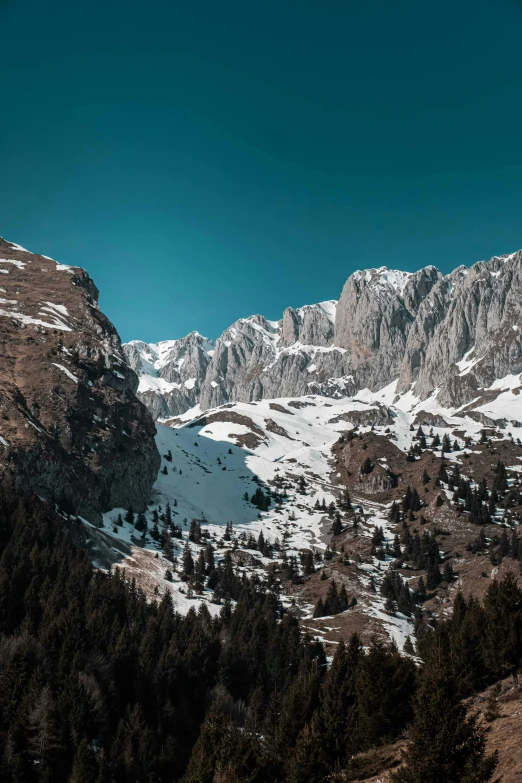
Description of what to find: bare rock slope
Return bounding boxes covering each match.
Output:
[0,237,159,522]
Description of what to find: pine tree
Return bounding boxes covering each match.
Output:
[332,512,343,536]
[286,715,328,783]
[482,573,522,681]
[318,637,360,765]
[355,640,415,750]
[391,645,498,783]
[182,542,194,578]
[68,738,98,783]
[361,457,373,474]
[313,598,325,618]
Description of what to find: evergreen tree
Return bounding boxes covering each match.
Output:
[332,512,343,536]
[391,645,498,783]
[355,640,415,750]
[67,739,98,783]
[482,573,522,680]
[286,715,328,783]
[318,636,360,765]
[361,457,373,474]
[182,542,194,577]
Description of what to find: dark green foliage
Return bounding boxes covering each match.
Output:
[331,511,343,536]
[0,481,519,783]
[313,580,350,617]
[402,486,421,514]
[381,569,415,615]
[0,488,221,781]
[250,487,271,511]
[391,646,498,783]
[300,550,315,576]
[354,640,416,750]
[188,518,202,543]
[481,572,522,680]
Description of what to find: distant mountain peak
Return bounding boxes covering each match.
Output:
[124,249,522,422]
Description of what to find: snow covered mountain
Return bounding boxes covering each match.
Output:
[106,248,522,646]
[124,331,215,419]
[97,369,522,647]
[126,251,522,419]
[2,233,521,652]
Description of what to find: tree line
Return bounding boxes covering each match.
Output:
[0,478,518,781]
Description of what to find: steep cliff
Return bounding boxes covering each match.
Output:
[0,237,160,522]
[126,250,522,419]
[400,250,522,404]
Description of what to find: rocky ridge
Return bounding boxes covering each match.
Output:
[0,237,159,522]
[126,250,522,419]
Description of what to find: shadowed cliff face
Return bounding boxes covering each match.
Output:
[0,237,160,523]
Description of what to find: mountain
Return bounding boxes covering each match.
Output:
[126,250,522,419]
[1,236,521,783]
[124,331,214,419]
[0,237,159,522]
[111,247,522,643]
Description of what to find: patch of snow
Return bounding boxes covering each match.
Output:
[456,347,485,377]
[52,363,79,383]
[0,258,26,269]
[0,308,73,331]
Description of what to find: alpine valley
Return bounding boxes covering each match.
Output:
[1,235,522,782]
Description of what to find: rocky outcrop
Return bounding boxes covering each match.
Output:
[399,251,522,405]
[334,266,442,389]
[280,301,336,346]
[0,237,160,522]
[327,403,394,427]
[127,251,522,419]
[124,332,213,418]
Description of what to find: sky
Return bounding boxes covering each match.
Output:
[1,0,522,344]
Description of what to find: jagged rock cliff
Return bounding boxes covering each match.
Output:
[125,332,213,419]
[126,251,522,419]
[0,237,160,522]
[399,251,522,405]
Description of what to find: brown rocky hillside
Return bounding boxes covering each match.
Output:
[0,237,159,522]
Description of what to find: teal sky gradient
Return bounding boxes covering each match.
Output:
[1,0,522,342]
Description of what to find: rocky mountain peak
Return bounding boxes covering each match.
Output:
[126,248,522,421]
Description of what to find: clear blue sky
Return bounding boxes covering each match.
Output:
[1,0,522,343]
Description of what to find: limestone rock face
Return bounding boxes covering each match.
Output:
[124,332,213,419]
[280,302,336,347]
[333,265,442,390]
[0,237,160,522]
[402,251,522,405]
[127,251,522,418]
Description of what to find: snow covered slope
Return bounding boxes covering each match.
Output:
[98,370,522,647]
